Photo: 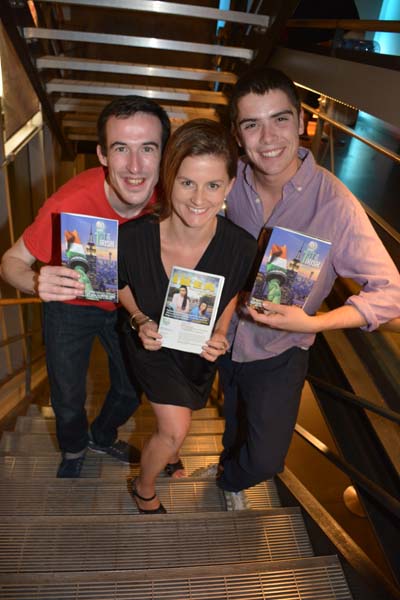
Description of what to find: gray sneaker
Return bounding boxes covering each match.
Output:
[88,439,140,464]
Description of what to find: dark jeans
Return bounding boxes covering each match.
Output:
[217,347,309,492]
[43,302,140,454]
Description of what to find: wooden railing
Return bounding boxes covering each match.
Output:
[0,297,44,397]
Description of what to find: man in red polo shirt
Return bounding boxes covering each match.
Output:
[1,97,170,478]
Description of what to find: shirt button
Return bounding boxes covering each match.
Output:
[255,197,261,203]
[296,186,302,192]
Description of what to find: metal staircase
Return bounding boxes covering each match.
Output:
[0,3,399,597]
[0,345,354,600]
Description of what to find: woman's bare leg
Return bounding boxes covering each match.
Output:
[134,403,192,511]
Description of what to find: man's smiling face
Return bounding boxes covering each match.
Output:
[235,89,304,186]
[97,112,162,217]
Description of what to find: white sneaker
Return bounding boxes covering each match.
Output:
[224,490,249,511]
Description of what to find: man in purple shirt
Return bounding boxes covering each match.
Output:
[217,67,400,493]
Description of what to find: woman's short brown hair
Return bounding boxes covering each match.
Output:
[157,118,237,220]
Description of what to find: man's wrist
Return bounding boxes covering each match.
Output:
[31,271,39,296]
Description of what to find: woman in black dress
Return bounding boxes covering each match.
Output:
[118,119,257,513]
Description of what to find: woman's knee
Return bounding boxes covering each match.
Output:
[157,426,187,452]
[155,412,191,451]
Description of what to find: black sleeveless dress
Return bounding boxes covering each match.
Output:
[118,214,256,410]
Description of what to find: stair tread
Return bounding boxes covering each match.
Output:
[26,403,220,420]
[0,454,220,479]
[0,478,281,516]
[15,415,225,434]
[0,431,223,455]
[0,509,314,574]
[0,556,353,599]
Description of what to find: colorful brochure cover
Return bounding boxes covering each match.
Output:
[249,226,332,310]
[158,266,225,354]
[60,212,118,302]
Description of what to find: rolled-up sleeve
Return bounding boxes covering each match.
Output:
[332,197,400,331]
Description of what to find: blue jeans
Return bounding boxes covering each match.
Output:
[217,347,309,492]
[43,302,140,454]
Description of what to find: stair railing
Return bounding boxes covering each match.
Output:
[294,386,400,519]
[0,297,44,400]
[304,329,400,586]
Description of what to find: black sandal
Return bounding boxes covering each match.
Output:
[164,459,185,477]
[130,479,167,514]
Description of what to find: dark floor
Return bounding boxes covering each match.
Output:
[306,111,400,233]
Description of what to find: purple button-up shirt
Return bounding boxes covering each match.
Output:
[227,148,400,362]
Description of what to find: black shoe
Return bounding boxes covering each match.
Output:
[88,439,140,464]
[57,454,85,478]
[164,459,184,477]
[130,478,167,514]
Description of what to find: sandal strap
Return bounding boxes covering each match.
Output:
[131,480,157,502]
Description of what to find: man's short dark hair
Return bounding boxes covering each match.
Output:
[97,96,171,155]
[229,67,301,124]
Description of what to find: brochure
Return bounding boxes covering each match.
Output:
[60,212,119,302]
[249,226,332,310]
[158,266,225,354]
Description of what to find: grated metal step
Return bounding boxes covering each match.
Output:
[0,478,280,516]
[0,478,225,516]
[0,454,220,479]
[0,556,353,599]
[15,415,225,435]
[29,403,220,420]
[0,431,223,455]
[0,508,313,574]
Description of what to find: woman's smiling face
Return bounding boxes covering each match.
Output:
[170,154,234,230]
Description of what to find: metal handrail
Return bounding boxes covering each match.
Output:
[307,374,400,425]
[287,19,400,34]
[302,102,400,165]
[294,423,400,518]
[300,101,400,253]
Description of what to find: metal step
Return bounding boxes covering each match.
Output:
[0,556,353,599]
[0,456,281,509]
[0,478,280,516]
[0,454,220,479]
[27,403,220,420]
[15,415,225,435]
[0,478,225,516]
[0,431,223,455]
[0,508,313,575]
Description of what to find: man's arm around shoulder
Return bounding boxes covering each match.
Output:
[1,237,84,301]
